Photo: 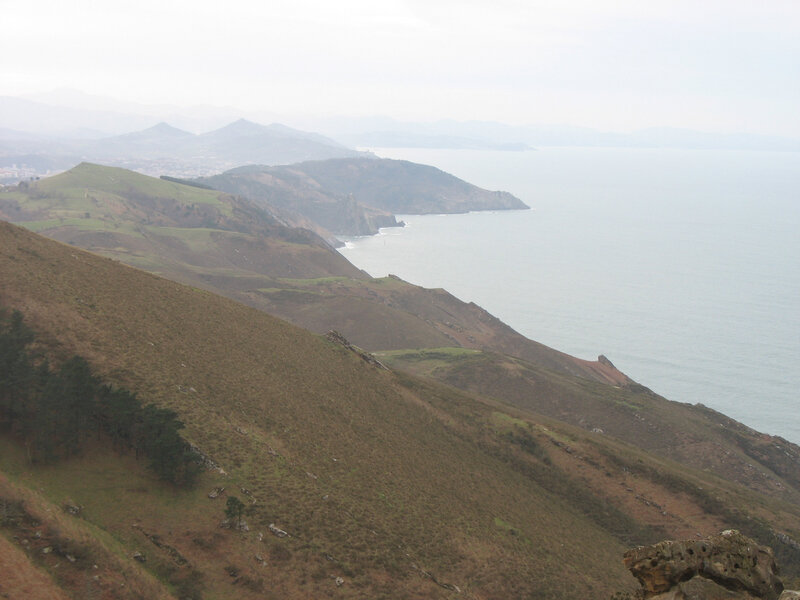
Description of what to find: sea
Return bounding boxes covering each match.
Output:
[338,147,800,444]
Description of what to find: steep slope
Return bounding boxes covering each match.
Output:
[379,348,800,500]
[2,221,800,600]
[200,164,402,238]
[0,221,637,598]
[0,163,624,386]
[0,162,366,284]
[247,275,629,385]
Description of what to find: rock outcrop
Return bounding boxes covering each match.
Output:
[325,330,387,369]
[623,530,785,600]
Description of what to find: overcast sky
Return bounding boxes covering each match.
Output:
[3,0,799,135]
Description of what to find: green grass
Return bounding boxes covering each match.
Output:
[257,288,320,297]
[380,347,481,359]
[275,276,351,286]
[37,163,229,209]
[378,348,482,374]
[1,165,367,312]
[0,439,182,599]
[20,217,114,232]
[142,226,247,253]
[491,411,529,429]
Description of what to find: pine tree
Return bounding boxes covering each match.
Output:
[225,496,245,529]
[0,310,35,423]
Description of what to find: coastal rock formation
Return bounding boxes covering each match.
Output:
[623,530,784,600]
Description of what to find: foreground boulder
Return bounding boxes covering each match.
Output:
[623,530,784,600]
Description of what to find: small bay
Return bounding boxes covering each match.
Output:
[340,147,800,443]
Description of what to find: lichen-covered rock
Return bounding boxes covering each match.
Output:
[623,530,783,600]
[651,575,761,599]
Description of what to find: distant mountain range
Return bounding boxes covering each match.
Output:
[86,118,366,171]
[3,91,798,178]
[0,112,367,181]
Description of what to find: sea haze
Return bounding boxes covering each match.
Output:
[340,147,800,444]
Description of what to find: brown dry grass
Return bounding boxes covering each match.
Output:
[0,221,639,598]
[0,467,176,600]
[2,219,800,598]
[0,535,72,600]
[383,348,800,503]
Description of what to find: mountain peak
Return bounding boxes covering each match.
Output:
[104,122,194,142]
[146,121,193,137]
[203,118,270,139]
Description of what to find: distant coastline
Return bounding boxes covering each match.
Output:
[340,146,800,444]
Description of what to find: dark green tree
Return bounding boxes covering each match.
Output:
[0,310,35,424]
[98,386,140,452]
[26,363,61,462]
[134,404,199,485]
[54,356,99,455]
[225,496,245,529]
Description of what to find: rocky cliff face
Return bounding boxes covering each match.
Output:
[623,531,797,600]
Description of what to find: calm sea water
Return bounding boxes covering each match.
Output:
[339,147,800,444]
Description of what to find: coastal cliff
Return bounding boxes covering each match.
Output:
[198,156,527,237]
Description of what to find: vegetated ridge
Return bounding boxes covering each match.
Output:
[196,162,401,240]
[276,157,528,214]
[197,156,528,238]
[2,220,800,600]
[0,162,365,284]
[0,163,615,387]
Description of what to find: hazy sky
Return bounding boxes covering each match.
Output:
[3,0,799,135]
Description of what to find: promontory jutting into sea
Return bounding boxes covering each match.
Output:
[340,146,800,445]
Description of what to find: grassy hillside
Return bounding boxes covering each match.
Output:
[0,163,628,387]
[0,219,636,599]
[0,162,366,283]
[249,275,629,384]
[3,165,798,487]
[379,348,800,500]
[199,157,528,237]
[274,157,529,214]
[2,223,800,599]
[200,165,401,237]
